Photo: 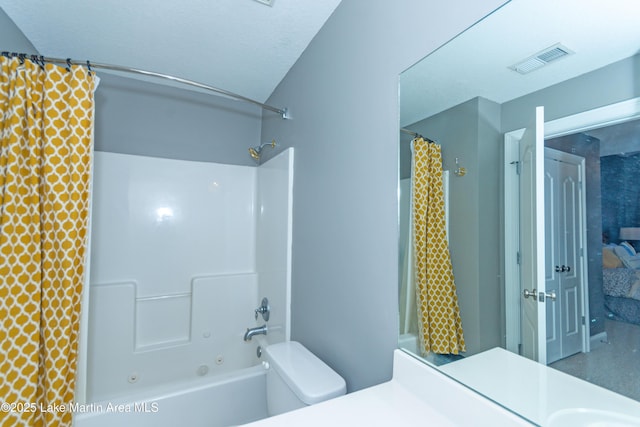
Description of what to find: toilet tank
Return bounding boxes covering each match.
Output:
[265,341,346,415]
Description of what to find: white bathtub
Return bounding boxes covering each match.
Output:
[73,364,268,427]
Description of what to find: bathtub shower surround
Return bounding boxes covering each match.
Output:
[75,149,293,425]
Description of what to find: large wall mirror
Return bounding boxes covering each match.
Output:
[398,0,640,417]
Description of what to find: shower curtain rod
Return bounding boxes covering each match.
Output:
[1,51,290,119]
[400,128,435,143]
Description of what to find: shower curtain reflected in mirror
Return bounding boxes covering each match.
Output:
[400,171,451,338]
[403,137,465,356]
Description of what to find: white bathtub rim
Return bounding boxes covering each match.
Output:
[79,363,266,407]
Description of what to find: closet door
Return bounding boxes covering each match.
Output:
[545,148,585,364]
[545,155,561,362]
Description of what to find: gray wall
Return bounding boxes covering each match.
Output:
[502,55,640,132]
[94,73,262,165]
[1,8,38,53]
[262,0,508,392]
[601,152,640,243]
[403,97,503,356]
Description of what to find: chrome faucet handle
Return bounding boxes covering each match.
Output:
[254,297,270,322]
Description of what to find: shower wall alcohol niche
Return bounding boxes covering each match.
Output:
[82,149,294,402]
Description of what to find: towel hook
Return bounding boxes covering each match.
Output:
[454,158,467,177]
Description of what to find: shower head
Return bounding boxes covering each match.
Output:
[249,139,276,162]
[249,147,260,160]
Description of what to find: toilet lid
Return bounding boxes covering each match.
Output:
[265,341,347,404]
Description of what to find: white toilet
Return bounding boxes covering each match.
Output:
[264,341,347,416]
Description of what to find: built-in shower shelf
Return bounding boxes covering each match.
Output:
[135,292,192,351]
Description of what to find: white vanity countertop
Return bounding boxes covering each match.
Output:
[243,349,532,427]
[439,347,640,426]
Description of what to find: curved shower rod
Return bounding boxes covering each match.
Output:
[400,127,435,143]
[1,51,290,119]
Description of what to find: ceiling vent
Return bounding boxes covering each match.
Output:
[509,43,574,74]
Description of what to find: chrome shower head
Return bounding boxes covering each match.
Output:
[248,139,276,162]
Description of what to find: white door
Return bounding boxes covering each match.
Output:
[545,148,585,363]
[519,106,547,364]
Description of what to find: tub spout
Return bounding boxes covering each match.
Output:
[244,324,267,341]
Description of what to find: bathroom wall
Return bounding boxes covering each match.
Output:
[94,73,262,166]
[601,153,640,241]
[1,8,37,53]
[502,54,640,132]
[261,0,509,391]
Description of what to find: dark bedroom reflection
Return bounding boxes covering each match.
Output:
[545,118,640,401]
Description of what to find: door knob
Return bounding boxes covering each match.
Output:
[523,288,537,299]
[544,291,557,301]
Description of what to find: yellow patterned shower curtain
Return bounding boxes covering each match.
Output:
[0,56,96,427]
[411,137,465,355]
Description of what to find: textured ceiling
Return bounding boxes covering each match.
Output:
[0,0,343,103]
[400,0,640,127]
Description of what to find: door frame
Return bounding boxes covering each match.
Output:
[504,97,640,358]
